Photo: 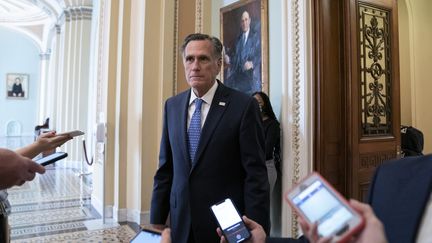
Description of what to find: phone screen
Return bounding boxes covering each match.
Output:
[35,152,67,166]
[211,198,250,243]
[291,180,353,237]
[130,229,161,243]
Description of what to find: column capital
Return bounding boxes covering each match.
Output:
[40,49,51,60]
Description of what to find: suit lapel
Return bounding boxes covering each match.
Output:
[396,161,432,240]
[191,83,230,171]
[179,90,192,165]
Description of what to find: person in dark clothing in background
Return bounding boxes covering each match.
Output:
[252,91,280,194]
[11,77,24,97]
[253,91,281,236]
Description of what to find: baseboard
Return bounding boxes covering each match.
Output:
[113,206,128,222]
[91,195,113,219]
[125,209,150,224]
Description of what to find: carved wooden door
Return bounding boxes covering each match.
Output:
[346,0,400,200]
[314,0,400,200]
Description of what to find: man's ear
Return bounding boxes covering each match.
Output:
[217,58,222,68]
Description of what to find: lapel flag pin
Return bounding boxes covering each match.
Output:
[219,102,226,106]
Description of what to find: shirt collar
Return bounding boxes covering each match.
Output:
[244,29,250,39]
[189,81,218,106]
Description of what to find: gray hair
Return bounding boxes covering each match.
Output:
[180,33,223,60]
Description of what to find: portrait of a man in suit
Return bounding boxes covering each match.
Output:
[221,0,268,96]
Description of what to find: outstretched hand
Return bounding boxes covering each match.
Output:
[37,131,73,152]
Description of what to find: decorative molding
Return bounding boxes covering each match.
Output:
[281,0,312,237]
[195,0,203,33]
[173,0,179,95]
[39,50,51,60]
[64,6,93,22]
[64,10,71,22]
[290,0,301,237]
[359,151,395,170]
[55,24,62,34]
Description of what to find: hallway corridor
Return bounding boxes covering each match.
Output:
[1,136,136,242]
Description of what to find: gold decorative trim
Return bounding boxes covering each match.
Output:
[291,0,301,238]
[195,0,203,33]
[173,0,179,95]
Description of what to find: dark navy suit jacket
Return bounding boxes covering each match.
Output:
[368,154,432,243]
[150,82,270,243]
[225,29,261,95]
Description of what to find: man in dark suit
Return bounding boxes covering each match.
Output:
[368,154,432,243]
[150,33,270,243]
[224,10,261,95]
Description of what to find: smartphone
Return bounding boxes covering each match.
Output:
[57,130,84,137]
[210,198,251,243]
[130,228,161,243]
[285,172,364,242]
[35,152,68,166]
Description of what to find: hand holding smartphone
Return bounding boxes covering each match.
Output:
[285,172,364,242]
[56,130,84,137]
[35,152,68,166]
[210,198,251,243]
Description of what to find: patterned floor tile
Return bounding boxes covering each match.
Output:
[0,136,134,242]
[11,224,136,243]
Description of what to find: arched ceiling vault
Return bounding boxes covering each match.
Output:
[0,0,92,53]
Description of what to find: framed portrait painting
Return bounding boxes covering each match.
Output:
[220,0,268,95]
[6,73,29,99]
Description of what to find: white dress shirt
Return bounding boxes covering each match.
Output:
[187,81,218,129]
[416,191,432,243]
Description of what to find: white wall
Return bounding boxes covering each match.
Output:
[398,0,412,126]
[401,0,432,153]
[0,27,40,137]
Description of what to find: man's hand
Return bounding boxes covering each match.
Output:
[224,54,231,65]
[244,61,254,70]
[217,216,266,243]
[0,148,45,190]
[298,218,331,243]
[299,200,387,243]
[37,131,73,151]
[349,199,387,243]
[160,228,171,243]
[151,224,166,231]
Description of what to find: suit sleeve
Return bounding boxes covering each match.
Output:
[240,98,270,233]
[150,101,173,224]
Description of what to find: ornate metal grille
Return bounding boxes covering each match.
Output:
[359,4,392,136]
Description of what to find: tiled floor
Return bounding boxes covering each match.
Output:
[2,136,137,242]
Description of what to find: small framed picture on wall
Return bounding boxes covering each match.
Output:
[6,73,29,99]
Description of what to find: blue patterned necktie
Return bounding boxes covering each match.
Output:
[188,98,203,164]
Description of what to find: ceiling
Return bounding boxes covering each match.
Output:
[0,0,92,52]
[0,0,52,23]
